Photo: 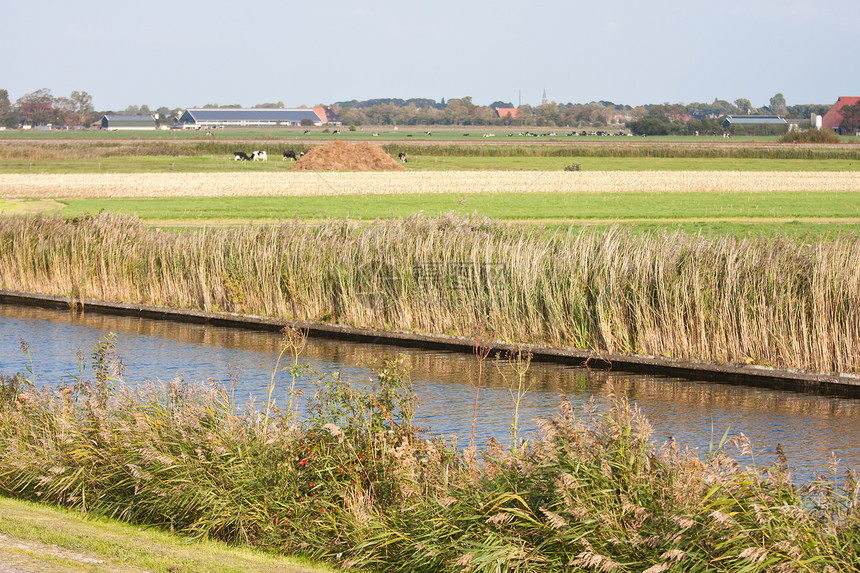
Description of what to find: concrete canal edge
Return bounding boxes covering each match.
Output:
[3,289,860,397]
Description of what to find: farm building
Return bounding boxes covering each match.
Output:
[721,115,787,129]
[495,108,520,119]
[821,96,860,133]
[101,114,157,130]
[178,107,340,128]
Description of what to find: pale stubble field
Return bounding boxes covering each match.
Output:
[3,170,860,198]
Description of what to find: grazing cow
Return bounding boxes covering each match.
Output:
[234,151,251,161]
[372,133,379,137]
[283,150,297,161]
[252,150,267,161]
[398,152,407,163]
[303,130,310,134]
[424,131,432,136]
[300,151,306,157]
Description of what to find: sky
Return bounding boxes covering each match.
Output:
[3,0,857,112]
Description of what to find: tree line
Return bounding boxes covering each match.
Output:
[0,88,183,130]
[0,88,846,132]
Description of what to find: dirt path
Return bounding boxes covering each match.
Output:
[0,533,112,573]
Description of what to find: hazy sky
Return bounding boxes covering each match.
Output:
[3,0,856,111]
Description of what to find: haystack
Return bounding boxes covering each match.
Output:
[291,141,404,171]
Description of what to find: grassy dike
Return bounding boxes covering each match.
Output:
[0,496,332,572]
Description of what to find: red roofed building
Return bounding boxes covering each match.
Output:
[821,96,860,133]
[313,106,342,125]
[495,108,519,119]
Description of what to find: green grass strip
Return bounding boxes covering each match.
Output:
[60,191,860,221]
[0,495,332,573]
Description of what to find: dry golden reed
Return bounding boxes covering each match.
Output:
[2,213,860,375]
[2,171,860,199]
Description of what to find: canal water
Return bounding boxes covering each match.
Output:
[2,302,859,481]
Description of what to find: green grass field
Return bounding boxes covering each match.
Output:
[53,191,860,237]
[2,154,859,174]
[3,134,860,236]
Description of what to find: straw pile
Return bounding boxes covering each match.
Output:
[291,141,404,171]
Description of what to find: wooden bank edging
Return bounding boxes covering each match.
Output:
[3,289,860,397]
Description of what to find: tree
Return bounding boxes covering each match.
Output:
[70,90,94,125]
[0,89,15,128]
[53,97,76,126]
[769,93,787,115]
[839,102,860,133]
[734,98,753,114]
[17,88,56,126]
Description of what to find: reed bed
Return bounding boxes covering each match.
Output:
[1,355,858,572]
[2,213,860,375]
[3,171,860,198]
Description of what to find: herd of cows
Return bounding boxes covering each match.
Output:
[233,150,303,161]
[232,150,408,162]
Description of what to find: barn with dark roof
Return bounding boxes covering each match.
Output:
[720,115,787,129]
[101,114,157,130]
[178,108,338,128]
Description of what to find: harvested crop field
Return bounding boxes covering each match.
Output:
[3,171,860,198]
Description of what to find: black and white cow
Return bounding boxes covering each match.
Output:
[283,150,297,161]
[251,150,267,161]
[234,151,251,161]
[398,152,407,163]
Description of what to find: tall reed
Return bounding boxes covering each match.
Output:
[2,213,860,374]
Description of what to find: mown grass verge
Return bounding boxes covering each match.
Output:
[1,347,858,572]
[0,495,331,572]
[2,213,860,374]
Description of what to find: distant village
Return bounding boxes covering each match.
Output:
[2,88,858,136]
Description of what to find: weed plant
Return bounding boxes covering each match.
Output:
[0,342,857,572]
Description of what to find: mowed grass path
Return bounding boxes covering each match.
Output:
[57,191,860,236]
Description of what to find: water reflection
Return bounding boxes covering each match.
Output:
[1,303,859,480]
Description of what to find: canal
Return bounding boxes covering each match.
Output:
[2,302,859,481]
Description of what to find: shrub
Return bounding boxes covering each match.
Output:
[781,129,842,144]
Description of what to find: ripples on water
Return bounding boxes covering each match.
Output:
[2,303,859,481]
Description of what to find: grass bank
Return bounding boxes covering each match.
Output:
[1,214,859,374]
[1,352,858,572]
[0,496,331,572]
